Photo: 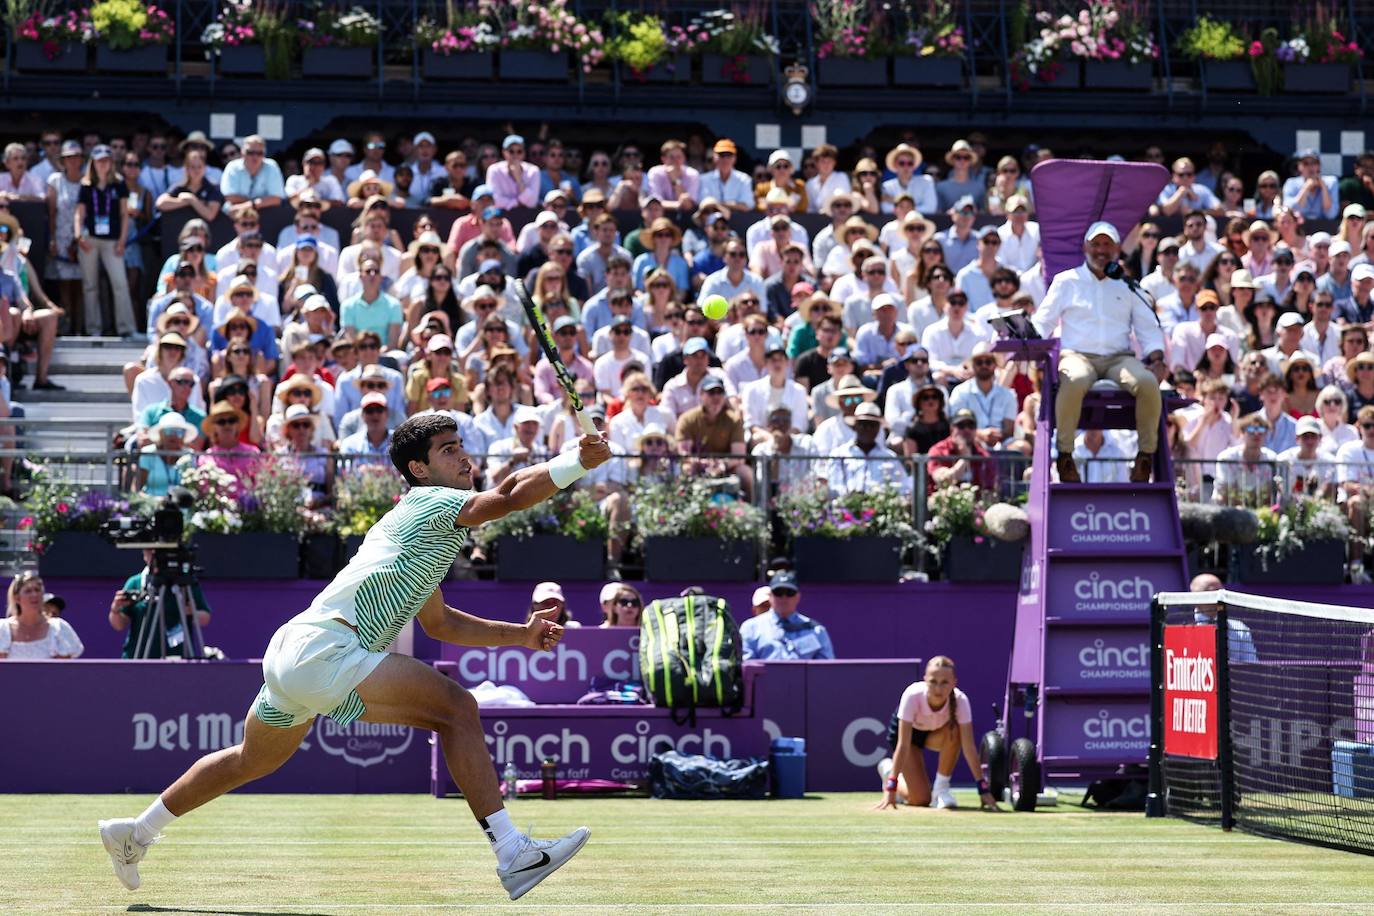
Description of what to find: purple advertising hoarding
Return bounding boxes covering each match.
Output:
[1044,628,1150,692]
[1045,558,1183,622]
[1046,491,1179,554]
[0,662,428,793]
[1042,698,1151,763]
[440,628,640,703]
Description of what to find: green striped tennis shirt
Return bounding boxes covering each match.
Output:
[293,486,471,650]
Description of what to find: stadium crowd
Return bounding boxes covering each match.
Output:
[5,125,1374,576]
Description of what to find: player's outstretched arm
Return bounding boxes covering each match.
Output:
[416,588,564,652]
[958,721,1000,811]
[456,434,611,528]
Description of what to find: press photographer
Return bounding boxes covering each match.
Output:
[101,489,214,660]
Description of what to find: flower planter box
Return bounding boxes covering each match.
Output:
[817,57,888,87]
[631,53,690,83]
[892,56,962,88]
[498,49,568,81]
[494,534,605,581]
[1229,540,1346,585]
[422,49,494,80]
[642,536,758,582]
[302,46,374,79]
[1029,61,1081,89]
[191,532,301,578]
[1283,63,1350,94]
[701,53,771,86]
[95,42,167,73]
[300,533,341,579]
[1201,60,1254,92]
[37,531,134,579]
[216,44,267,76]
[15,41,86,72]
[941,535,1024,583]
[1083,60,1151,90]
[792,536,903,583]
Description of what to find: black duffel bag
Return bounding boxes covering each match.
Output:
[649,750,769,800]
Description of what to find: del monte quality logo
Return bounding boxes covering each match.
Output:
[313,719,414,767]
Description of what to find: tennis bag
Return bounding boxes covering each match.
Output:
[639,594,744,724]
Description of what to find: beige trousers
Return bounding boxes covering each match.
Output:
[1055,350,1160,454]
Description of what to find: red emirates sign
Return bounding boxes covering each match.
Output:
[1163,625,1219,760]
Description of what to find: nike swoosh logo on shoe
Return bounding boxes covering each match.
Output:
[512,851,551,873]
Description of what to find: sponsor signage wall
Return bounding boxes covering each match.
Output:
[1044,629,1150,691]
[1162,625,1219,760]
[1045,492,1178,553]
[1042,698,1151,761]
[1045,559,1183,622]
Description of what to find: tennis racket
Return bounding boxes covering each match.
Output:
[513,277,597,437]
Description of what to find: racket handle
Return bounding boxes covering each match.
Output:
[575,409,598,437]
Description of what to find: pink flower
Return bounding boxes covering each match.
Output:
[974,535,985,544]
[56,502,69,514]
[18,516,32,528]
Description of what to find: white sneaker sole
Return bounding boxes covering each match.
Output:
[97,819,142,891]
[503,827,591,901]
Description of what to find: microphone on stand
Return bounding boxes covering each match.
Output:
[1104,258,1160,325]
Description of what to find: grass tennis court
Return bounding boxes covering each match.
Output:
[4,792,1370,913]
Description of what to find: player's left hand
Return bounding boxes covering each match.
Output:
[524,602,565,652]
[979,792,1001,811]
[577,434,612,470]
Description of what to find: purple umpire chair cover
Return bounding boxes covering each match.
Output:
[1030,159,1170,282]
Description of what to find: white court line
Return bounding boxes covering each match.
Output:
[10,838,1277,847]
[48,903,1374,912]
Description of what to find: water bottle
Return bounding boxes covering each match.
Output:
[502,761,518,801]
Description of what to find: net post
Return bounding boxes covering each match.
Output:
[1216,601,1235,832]
[1146,594,1166,818]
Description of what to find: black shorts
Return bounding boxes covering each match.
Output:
[886,710,933,752]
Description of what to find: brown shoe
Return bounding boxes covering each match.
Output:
[1056,452,1081,483]
[1130,453,1153,483]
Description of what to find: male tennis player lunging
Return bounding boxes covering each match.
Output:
[99,413,612,901]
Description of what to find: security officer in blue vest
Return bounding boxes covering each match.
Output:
[739,571,835,660]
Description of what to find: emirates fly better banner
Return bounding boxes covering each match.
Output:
[1163,625,1219,760]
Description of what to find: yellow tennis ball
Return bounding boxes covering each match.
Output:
[701,294,729,320]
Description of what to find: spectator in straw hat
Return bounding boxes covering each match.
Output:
[819,401,910,496]
[882,142,936,215]
[811,191,861,270]
[815,374,876,453]
[276,403,333,506]
[268,372,335,451]
[936,140,986,212]
[197,400,260,494]
[821,215,879,281]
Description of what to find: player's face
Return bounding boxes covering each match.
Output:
[924,665,956,703]
[420,431,476,489]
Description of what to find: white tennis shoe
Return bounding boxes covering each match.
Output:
[98,818,157,890]
[933,787,959,809]
[496,826,590,900]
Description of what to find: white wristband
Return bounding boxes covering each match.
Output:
[547,448,589,489]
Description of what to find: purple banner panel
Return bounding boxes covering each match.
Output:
[433,707,770,794]
[1046,491,1179,554]
[1044,628,1150,692]
[440,628,639,704]
[0,662,428,793]
[1045,558,1184,622]
[799,660,924,791]
[1042,698,1150,762]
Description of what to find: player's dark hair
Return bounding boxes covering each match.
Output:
[390,413,457,486]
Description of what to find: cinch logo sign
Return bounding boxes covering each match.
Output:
[1071,571,1156,612]
[1082,709,1149,751]
[455,639,641,684]
[610,719,732,765]
[1069,503,1152,544]
[485,719,591,767]
[1077,639,1149,679]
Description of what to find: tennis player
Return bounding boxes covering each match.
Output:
[875,655,998,811]
[100,412,612,901]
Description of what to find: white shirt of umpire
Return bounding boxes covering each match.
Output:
[485,435,550,481]
[1072,432,1130,483]
[821,442,910,495]
[751,433,820,490]
[1031,263,1165,358]
[740,376,809,431]
[590,324,653,362]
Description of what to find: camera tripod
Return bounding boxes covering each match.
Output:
[129,546,208,661]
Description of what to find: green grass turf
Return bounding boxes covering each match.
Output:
[3,791,1370,914]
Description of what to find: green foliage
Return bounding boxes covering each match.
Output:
[776,482,918,548]
[606,13,669,72]
[921,481,1000,553]
[332,463,407,537]
[473,488,612,549]
[1177,15,1246,61]
[22,463,156,550]
[630,478,767,547]
[1252,496,1351,567]
[90,0,173,49]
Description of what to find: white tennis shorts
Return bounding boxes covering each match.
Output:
[252,618,389,729]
